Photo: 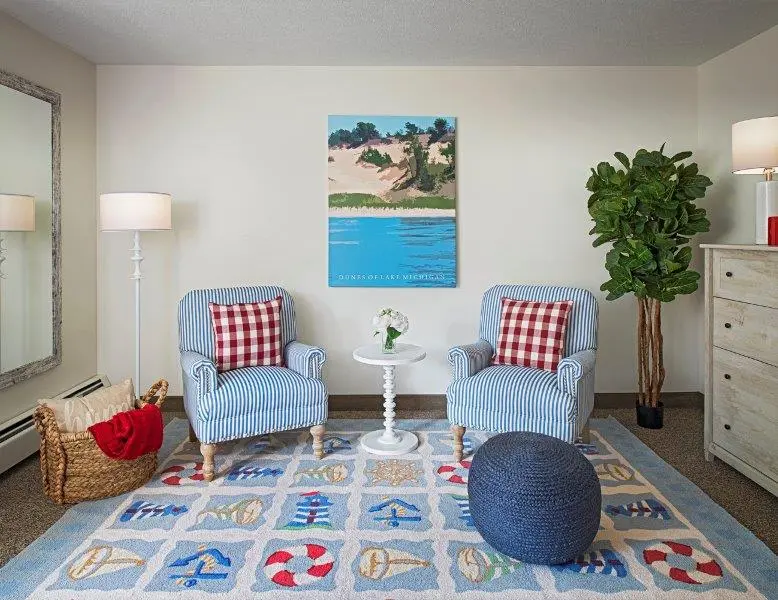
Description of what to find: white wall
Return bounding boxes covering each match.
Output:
[98,66,703,396]
[0,12,97,424]
[697,25,778,244]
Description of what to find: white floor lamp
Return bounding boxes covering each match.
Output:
[0,194,36,371]
[99,192,172,395]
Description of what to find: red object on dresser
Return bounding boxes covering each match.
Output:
[493,297,573,372]
[768,216,778,246]
[88,403,164,460]
[209,296,284,371]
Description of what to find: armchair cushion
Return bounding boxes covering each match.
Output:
[447,365,575,424]
[199,366,327,421]
[209,296,284,372]
[493,298,572,372]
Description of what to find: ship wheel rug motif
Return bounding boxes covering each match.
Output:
[1,418,775,599]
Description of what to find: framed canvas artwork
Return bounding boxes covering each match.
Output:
[328,115,456,287]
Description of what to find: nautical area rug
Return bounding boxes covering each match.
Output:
[1,419,775,599]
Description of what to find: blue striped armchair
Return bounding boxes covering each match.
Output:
[178,286,327,481]
[447,285,598,459]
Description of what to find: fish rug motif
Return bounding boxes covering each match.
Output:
[0,418,775,598]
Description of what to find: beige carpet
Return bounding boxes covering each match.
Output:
[0,407,775,569]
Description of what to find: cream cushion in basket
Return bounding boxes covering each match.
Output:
[38,379,135,433]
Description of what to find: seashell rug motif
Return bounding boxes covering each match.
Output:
[0,418,775,599]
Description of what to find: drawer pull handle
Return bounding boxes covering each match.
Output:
[724,322,732,329]
[724,374,731,380]
[725,271,733,278]
[724,424,731,430]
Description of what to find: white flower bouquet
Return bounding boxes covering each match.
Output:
[372,308,409,353]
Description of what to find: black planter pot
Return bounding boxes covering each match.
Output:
[636,402,664,429]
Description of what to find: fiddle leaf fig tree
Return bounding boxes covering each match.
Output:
[586,145,712,408]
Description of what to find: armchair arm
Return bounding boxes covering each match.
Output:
[557,349,596,395]
[180,350,218,397]
[448,340,493,382]
[285,341,326,379]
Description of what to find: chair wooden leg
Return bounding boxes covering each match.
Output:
[451,424,466,461]
[311,424,326,459]
[188,422,197,443]
[201,443,216,482]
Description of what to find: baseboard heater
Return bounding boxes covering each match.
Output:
[0,374,110,476]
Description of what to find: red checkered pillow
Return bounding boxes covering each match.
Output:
[209,296,284,372]
[493,298,573,372]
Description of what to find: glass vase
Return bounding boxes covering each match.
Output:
[380,329,398,354]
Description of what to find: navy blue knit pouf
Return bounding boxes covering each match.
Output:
[468,431,601,565]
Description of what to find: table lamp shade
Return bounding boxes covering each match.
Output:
[0,194,35,232]
[99,192,172,231]
[732,116,778,175]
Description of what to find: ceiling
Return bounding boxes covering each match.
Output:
[2,0,778,67]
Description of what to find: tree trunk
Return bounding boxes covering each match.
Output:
[637,297,665,408]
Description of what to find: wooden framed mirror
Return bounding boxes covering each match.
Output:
[0,70,61,389]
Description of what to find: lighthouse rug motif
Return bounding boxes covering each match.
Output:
[4,418,773,600]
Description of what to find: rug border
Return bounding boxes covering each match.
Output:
[0,419,188,598]
[592,416,777,597]
[0,417,775,598]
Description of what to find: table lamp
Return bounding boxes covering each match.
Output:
[99,192,172,395]
[732,116,778,244]
[0,194,35,274]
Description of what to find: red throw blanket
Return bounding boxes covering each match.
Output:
[88,403,163,460]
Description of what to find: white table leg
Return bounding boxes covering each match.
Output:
[360,364,419,456]
[379,365,400,443]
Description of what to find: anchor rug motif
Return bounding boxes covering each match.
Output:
[1,418,775,598]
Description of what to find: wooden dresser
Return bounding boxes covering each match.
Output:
[702,244,778,496]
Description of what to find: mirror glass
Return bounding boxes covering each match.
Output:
[0,71,60,387]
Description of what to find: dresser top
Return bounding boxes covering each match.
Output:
[700,244,778,252]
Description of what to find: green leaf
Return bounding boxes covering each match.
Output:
[592,233,617,247]
[670,151,692,163]
[614,151,631,169]
[663,271,700,297]
[386,326,403,341]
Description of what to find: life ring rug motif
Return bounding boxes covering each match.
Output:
[251,538,344,593]
[628,538,747,593]
[434,460,471,486]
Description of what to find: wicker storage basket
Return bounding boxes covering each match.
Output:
[34,379,168,505]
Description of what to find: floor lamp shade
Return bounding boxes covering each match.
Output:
[99,191,172,395]
[732,116,778,244]
[0,194,35,231]
[99,192,172,231]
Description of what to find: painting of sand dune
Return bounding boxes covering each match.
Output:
[328,115,457,288]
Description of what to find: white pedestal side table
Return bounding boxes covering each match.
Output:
[353,343,426,455]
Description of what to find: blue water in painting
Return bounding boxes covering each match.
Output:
[329,217,456,287]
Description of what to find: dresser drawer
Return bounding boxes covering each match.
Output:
[713,250,778,309]
[712,347,778,479]
[712,298,778,367]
